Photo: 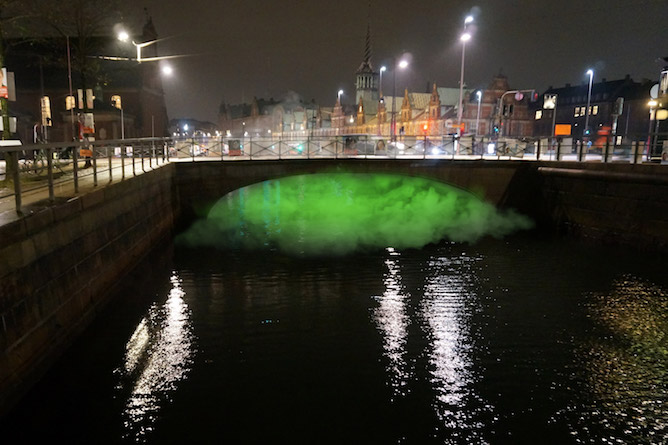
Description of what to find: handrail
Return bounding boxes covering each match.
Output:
[0,133,666,217]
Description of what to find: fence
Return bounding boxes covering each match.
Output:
[1,132,666,215]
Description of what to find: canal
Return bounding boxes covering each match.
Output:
[3,234,667,444]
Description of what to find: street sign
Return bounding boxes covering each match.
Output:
[554,124,572,136]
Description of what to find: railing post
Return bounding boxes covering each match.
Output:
[73,144,79,193]
[191,138,195,162]
[92,145,98,186]
[10,151,22,214]
[603,135,610,163]
[165,142,170,162]
[47,148,54,202]
[141,143,145,172]
[108,147,113,182]
[121,144,126,179]
[132,144,136,176]
[537,138,541,161]
[249,135,253,160]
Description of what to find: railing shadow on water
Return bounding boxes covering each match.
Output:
[1,132,666,216]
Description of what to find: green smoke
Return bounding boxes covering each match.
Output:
[177,173,533,256]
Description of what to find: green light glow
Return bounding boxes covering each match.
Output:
[177,173,533,256]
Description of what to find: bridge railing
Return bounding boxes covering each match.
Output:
[0,137,169,216]
[1,132,666,216]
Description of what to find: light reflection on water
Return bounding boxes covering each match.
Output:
[567,276,668,444]
[115,273,195,442]
[372,247,412,399]
[421,253,492,444]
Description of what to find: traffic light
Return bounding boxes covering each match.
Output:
[493,125,499,134]
[530,91,539,102]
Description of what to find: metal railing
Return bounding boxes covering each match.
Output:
[0,137,168,216]
[1,132,666,216]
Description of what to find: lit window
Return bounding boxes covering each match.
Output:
[535,110,543,120]
[111,95,122,109]
[66,95,75,110]
[592,105,598,115]
[574,107,580,117]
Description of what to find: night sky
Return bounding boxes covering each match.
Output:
[127,0,668,123]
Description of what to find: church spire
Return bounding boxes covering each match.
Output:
[357,1,374,73]
[363,10,371,67]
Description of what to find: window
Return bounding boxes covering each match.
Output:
[111,95,122,109]
[574,107,581,117]
[535,110,543,120]
[65,95,75,110]
[592,105,599,115]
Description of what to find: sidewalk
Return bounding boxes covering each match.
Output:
[0,157,168,228]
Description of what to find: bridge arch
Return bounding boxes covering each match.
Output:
[174,158,532,219]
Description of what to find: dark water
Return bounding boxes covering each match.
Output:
[3,235,668,444]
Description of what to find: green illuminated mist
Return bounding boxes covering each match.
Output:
[177,173,533,256]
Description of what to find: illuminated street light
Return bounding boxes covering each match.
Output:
[338,89,344,101]
[456,15,474,139]
[391,59,409,141]
[584,69,594,135]
[113,28,180,63]
[379,66,386,96]
[161,64,173,76]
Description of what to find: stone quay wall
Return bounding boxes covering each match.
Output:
[0,165,177,414]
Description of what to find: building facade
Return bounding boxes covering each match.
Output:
[8,16,169,144]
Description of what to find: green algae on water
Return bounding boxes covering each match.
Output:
[177,173,533,256]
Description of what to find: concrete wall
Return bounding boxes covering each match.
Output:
[536,162,668,251]
[0,165,177,414]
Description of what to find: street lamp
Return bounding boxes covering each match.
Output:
[457,32,471,137]
[338,89,344,102]
[581,69,594,161]
[475,90,482,135]
[584,69,594,137]
[648,99,658,159]
[456,15,474,138]
[391,59,409,141]
[379,66,386,96]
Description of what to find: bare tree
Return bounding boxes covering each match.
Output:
[36,0,126,114]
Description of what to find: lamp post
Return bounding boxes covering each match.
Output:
[581,69,594,161]
[391,59,409,142]
[475,90,482,135]
[584,69,594,137]
[118,30,159,63]
[378,66,387,136]
[456,15,474,138]
[379,66,386,96]
[648,99,658,160]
